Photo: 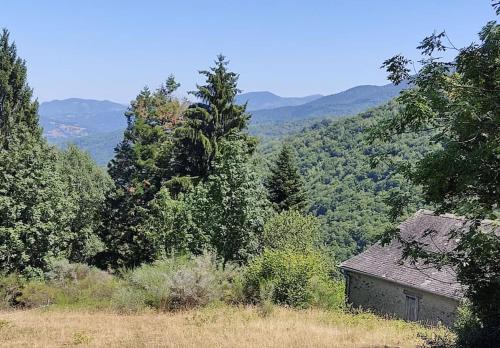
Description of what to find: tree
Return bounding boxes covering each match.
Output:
[98,78,188,268]
[171,55,254,184]
[186,136,271,264]
[0,29,73,276]
[57,145,113,263]
[371,6,500,345]
[262,210,320,251]
[266,144,306,212]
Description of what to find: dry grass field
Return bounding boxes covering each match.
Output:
[0,305,450,348]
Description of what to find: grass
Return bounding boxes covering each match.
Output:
[0,305,449,347]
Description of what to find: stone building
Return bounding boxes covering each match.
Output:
[340,210,467,326]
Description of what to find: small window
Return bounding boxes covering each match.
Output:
[405,295,419,321]
[345,273,351,299]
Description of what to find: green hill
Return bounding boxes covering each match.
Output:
[250,83,407,124]
[262,103,432,260]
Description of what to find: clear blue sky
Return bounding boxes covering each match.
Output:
[2,1,496,103]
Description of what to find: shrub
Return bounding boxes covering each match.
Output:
[0,274,24,309]
[16,281,58,308]
[43,259,119,309]
[243,249,344,308]
[45,259,94,283]
[453,302,500,348]
[111,286,147,313]
[114,253,239,312]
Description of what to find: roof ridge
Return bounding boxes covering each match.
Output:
[418,209,499,225]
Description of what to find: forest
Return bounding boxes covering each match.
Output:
[1,3,499,347]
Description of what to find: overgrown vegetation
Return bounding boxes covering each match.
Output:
[371,4,500,347]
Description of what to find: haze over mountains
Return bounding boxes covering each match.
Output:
[235,91,323,111]
[249,82,407,123]
[40,82,406,165]
[39,98,127,139]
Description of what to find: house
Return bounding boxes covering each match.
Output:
[340,210,468,326]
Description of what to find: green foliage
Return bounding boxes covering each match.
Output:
[265,144,306,212]
[261,104,431,261]
[374,11,500,340]
[101,57,260,268]
[0,260,119,310]
[186,137,271,264]
[57,145,113,263]
[243,249,343,308]
[0,274,24,309]
[16,281,58,308]
[0,29,76,276]
[171,55,253,183]
[98,79,188,268]
[263,210,320,251]
[113,253,239,312]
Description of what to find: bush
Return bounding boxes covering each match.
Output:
[243,249,344,308]
[45,259,95,283]
[16,281,58,308]
[43,259,119,309]
[114,253,240,312]
[1,261,118,310]
[453,302,500,348]
[0,274,24,309]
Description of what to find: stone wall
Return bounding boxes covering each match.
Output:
[345,270,459,326]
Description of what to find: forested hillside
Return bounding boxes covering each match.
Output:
[265,103,433,260]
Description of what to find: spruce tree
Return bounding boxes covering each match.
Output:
[171,55,253,183]
[266,144,306,212]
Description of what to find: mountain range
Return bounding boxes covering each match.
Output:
[249,82,407,123]
[235,91,323,111]
[40,82,406,165]
[39,98,127,139]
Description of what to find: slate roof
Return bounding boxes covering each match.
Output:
[340,210,499,300]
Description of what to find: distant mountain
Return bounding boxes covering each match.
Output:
[39,83,407,166]
[39,98,127,139]
[250,82,407,123]
[236,91,323,111]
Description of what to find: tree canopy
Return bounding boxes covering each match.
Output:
[372,9,500,345]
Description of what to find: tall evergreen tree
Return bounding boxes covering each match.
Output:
[0,29,73,276]
[172,55,253,183]
[98,77,192,268]
[266,144,306,212]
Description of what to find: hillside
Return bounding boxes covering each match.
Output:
[263,103,432,260]
[251,82,407,123]
[236,91,322,111]
[39,98,127,139]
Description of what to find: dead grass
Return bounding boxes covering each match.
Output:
[0,305,449,347]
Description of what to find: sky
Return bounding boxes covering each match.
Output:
[1,1,496,104]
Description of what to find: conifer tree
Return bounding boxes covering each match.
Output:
[98,77,188,268]
[0,29,73,276]
[266,144,306,212]
[172,55,253,183]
